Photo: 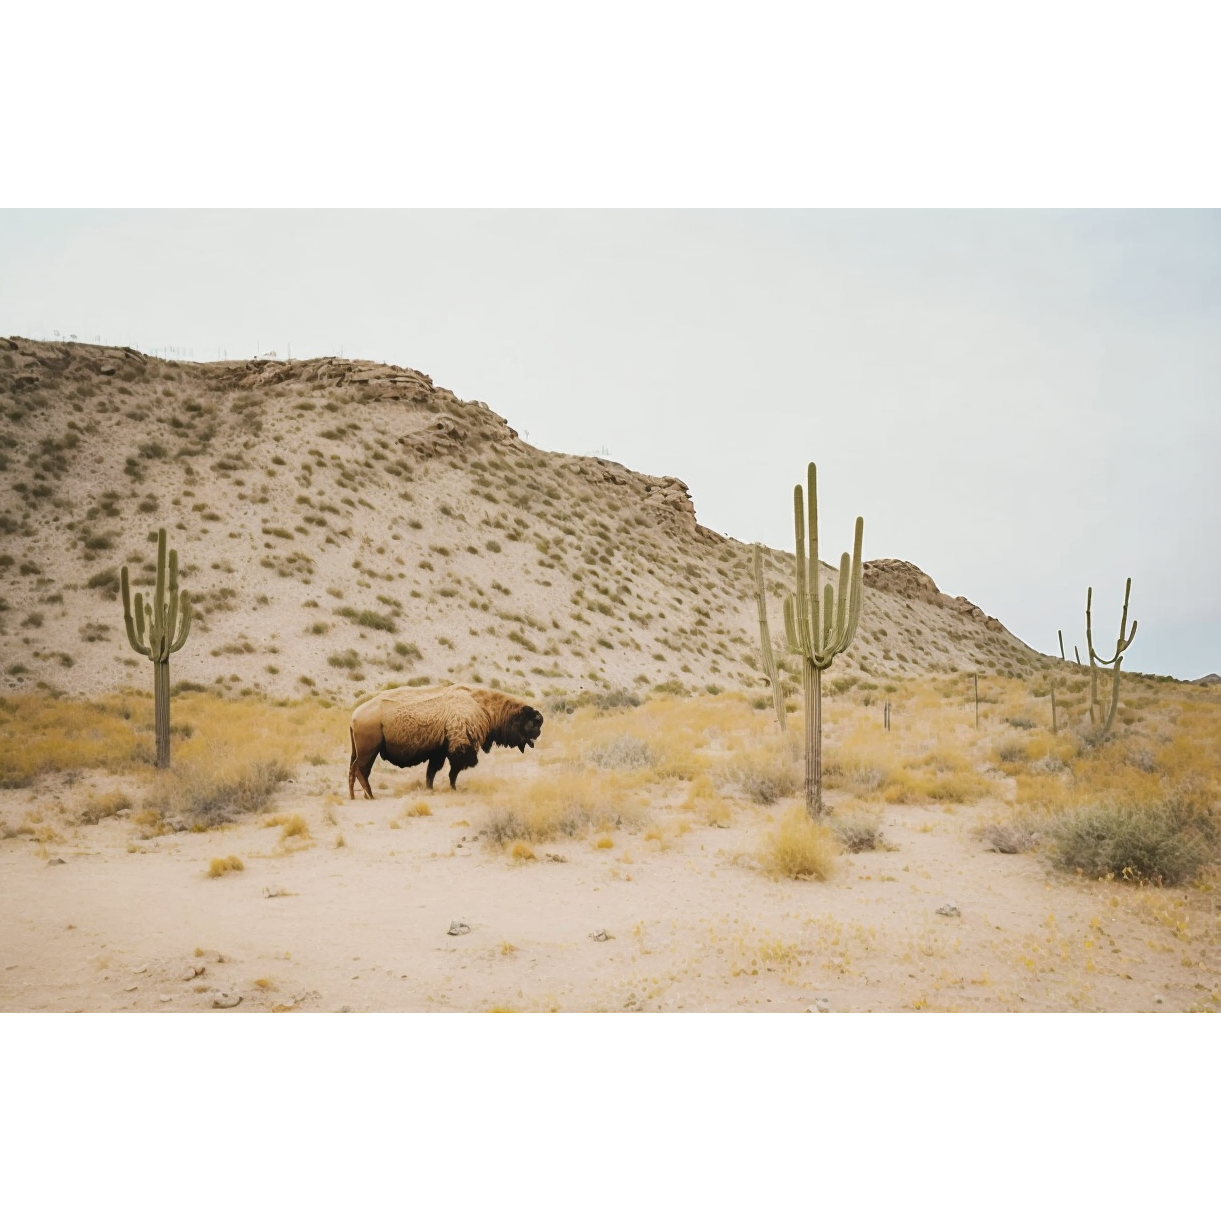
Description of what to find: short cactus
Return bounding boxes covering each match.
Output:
[752,543,787,732]
[1085,579,1137,737]
[121,527,192,768]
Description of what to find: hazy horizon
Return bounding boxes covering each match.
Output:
[2,209,1217,679]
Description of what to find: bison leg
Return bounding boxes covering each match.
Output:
[349,729,377,800]
[425,751,447,790]
[448,743,479,789]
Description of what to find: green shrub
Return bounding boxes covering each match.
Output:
[1047,795,1216,885]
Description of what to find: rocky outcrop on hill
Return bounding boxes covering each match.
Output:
[863,558,1005,632]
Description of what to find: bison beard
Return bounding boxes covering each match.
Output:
[348,685,544,799]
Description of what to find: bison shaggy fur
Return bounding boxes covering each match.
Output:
[348,684,544,799]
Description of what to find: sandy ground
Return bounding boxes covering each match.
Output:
[3,746,1217,1014]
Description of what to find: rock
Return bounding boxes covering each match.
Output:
[132,965,148,975]
[211,991,242,1009]
[263,886,290,898]
[181,965,205,981]
[125,984,138,992]
[936,903,961,917]
[115,808,132,818]
[806,998,832,1013]
[1154,995,1164,1005]
[159,994,172,1003]
[544,853,568,863]
[46,857,65,866]
[14,372,40,388]
[589,929,612,942]
[99,364,117,376]
[447,921,471,936]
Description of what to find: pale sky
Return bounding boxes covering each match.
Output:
[1,209,1217,679]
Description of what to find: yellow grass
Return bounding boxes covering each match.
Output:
[508,839,536,861]
[594,835,614,850]
[762,805,839,880]
[480,771,638,844]
[207,855,244,878]
[0,691,346,789]
[405,799,433,818]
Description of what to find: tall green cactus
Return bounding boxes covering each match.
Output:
[1085,578,1136,738]
[781,463,864,818]
[121,528,192,768]
[752,543,787,732]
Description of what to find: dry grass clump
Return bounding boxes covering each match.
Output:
[78,788,134,824]
[726,746,800,805]
[762,805,839,880]
[0,695,147,786]
[508,839,536,862]
[981,820,1040,855]
[154,758,293,829]
[264,813,310,840]
[1046,792,1217,886]
[482,773,636,845]
[832,809,885,852]
[207,855,245,878]
[404,799,433,818]
[583,733,656,771]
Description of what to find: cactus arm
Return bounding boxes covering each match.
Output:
[752,543,786,732]
[120,567,151,657]
[792,483,816,659]
[783,592,800,655]
[806,462,820,653]
[170,592,192,653]
[1058,630,1065,661]
[819,580,834,656]
[153,528,167,632]
[825,551,851,656]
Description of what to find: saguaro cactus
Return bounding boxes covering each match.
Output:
[752,543,787,732]
[121,528,193,768]
[781,463,864,818]
[1085,578,1137,737]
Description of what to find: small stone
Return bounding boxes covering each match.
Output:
[589,929,612,942]
[132,965,147,975]
[1154,995,1164,1005]
[181,965,205,981]
[115,808,132,818]
[447,921,471,936]
[544,853,568,863]
[936,904,961,917]
[211,991,242,1009]
[46,858,66,866]
[125,984,138,992]
[159,994,172,1003]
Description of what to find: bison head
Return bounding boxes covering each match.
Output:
[486,704,543,753]
[510,705,544,752]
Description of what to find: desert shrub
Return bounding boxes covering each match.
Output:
[338,607,397,632]
[996,738,1030,764]
[583,734,656,771]
[982,820,1040,854]
[1004,716,1036,730]
[762,805,839,880]
[1046,794,1216,885]
[832,810,884,852]
[207,855,244,878]
[481,773,636,845]
[728,748,800,805]
[155,759,293,829]
[78,789,134,824]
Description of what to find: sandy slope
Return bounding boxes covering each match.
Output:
[0,335,1045,705]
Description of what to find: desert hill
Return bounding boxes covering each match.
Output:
[0,335,1049,704]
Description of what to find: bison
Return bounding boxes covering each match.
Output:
[348,684,544,799]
